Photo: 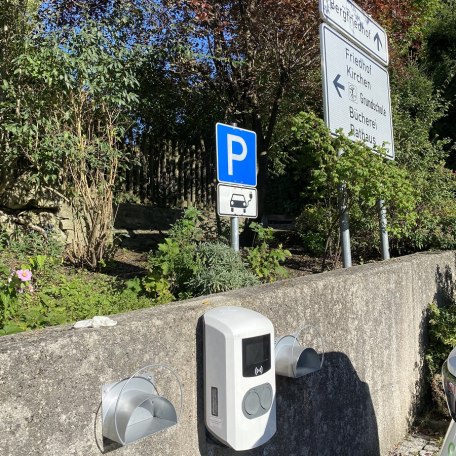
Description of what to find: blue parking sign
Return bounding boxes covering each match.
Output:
[216,123,257,187]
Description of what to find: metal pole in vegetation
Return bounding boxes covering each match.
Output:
[231,216,240,252]
[377,199,390,260]
[231,122,240,252]
[338,182,352,268]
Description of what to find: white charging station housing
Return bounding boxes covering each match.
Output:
[204,306,276,451]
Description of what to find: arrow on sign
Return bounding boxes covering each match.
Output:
[333,74,345,98]
[374,33,382,51]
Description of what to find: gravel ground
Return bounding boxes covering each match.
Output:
[388,433,442,456]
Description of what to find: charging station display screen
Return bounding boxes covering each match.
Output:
[242,334,271,377]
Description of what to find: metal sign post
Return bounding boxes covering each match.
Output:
[339,182,352,268]
[231,216,240,252]
[215,122,258,252]
[377,199,390,260]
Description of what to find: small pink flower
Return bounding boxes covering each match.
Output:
[28,284,34,293]
[16,269,32,282]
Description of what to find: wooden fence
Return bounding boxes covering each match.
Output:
[120,135,217,207]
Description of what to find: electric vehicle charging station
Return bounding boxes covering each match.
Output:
[203,306,276,451]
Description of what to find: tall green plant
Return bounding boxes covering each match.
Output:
[246,222,291,282]
[145,208,203,300]
[0,10,146,268]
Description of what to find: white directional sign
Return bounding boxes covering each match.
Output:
[320,24,394,159]
[217,184,257,218]
[319,0,388,65]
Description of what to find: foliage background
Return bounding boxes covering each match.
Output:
[1,0,456,264]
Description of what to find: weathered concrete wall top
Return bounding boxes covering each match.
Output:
[1,251,455,456]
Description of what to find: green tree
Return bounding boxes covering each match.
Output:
[391,62,456,252]
[0,9,147,268]
[423,0,456,168]
[0,0,41,192]
[148,0,322,226]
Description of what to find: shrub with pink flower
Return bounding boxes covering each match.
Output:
[15,269,32,282]
[2,269,35,297]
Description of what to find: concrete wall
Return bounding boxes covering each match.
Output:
[1,251,455,456]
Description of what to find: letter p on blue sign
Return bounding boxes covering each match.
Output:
[216,123,257,187]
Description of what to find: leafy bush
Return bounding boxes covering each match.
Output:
[146,208,291,300]
[0,231,154,335]
[146,208,260,299]
[426,301,456,380]
[0,263,153,336]
[288,111,416,263]
[186,242,259,296]
[246,223,291,282]
[1,8,147,268]
[0,232,64,335]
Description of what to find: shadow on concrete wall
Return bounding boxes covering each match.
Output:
[277,351,380,456]
[407,303,433,427]
[196,317,380,456]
